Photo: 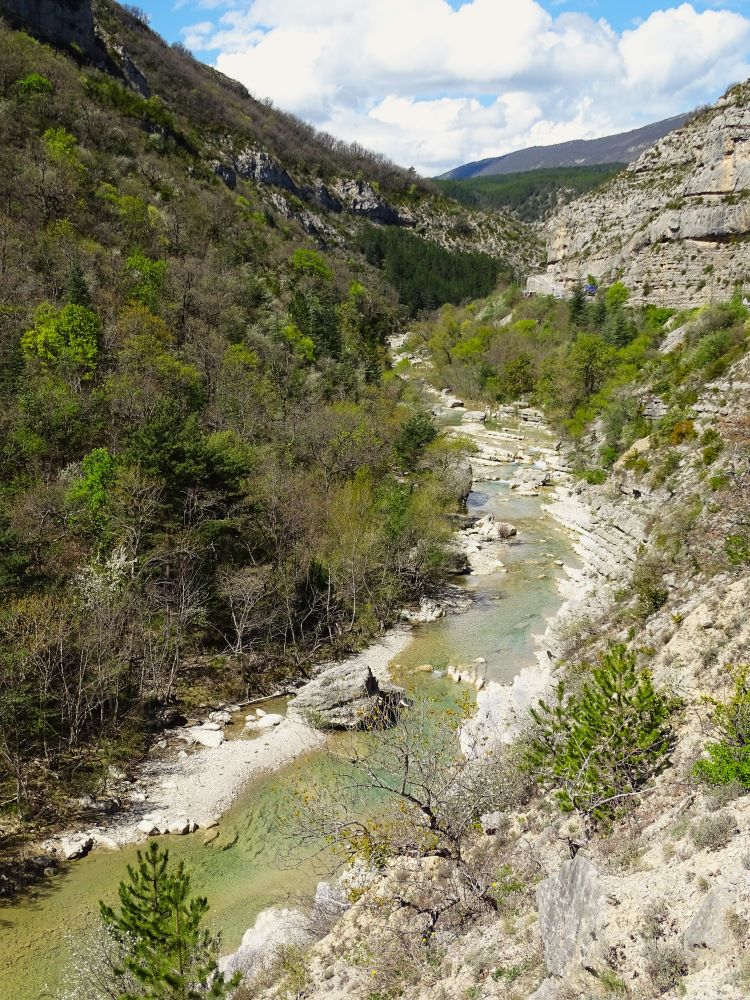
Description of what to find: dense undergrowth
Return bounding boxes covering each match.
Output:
[0,15,476,831]
[411,281,748,466]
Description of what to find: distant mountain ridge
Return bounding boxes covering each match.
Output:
[439,114,691,179]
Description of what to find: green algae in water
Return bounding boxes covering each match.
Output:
[0,723,433,1000]
[398,480,578,683]
[0,752,331,1000]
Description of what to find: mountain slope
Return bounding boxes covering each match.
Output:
[440,113,691,179]
[0,0,540,272]
[0,0,537,851]
[434,164,625,223]
[539,82,750,306]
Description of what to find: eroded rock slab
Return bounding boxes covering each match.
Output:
[288,662,405,729]
[536,856,607,977]
[684,887,736,954]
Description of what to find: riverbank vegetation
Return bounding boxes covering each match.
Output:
[412,283,748,472]
[0,16,474,841]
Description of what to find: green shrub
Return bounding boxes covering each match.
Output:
[394,410,438,467]
[67,447,117,530]
[650,450,680,488]
[693,666,750,788]
[644,942,689,994]
[581,468,607,485]
[15,72,53,99]
[690,811,737,851]
[20,302,101,378]
[726,533,750,566]
[623,452,650,475]
[525,645,677,830]
[599,443,619,468]
[100,842,239,998]
[702,442,723,465]
[124,251,167,309]
[631,559,669,619]
[598,969,628,995]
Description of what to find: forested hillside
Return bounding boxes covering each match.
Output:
[413,283,748,470]
[435,164,624,223]
[0,4,503,837]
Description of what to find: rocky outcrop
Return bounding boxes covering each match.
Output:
[540,82,750,306]
[221,906,318,977]
[510,467,553,495]
[410,200,543,274]
[267,192,338,240]
[684,887,737,955]
[536,856,607,977]
[58,832,94,861]
[545,486,644,581]
[0,0,108,65]
[288,662,406,729]
[213,162,237,189]
[443,455,473,504]
[401,597,445,623]
[452,513,515,576]
[331,178,403,225]
[300,180,343,214]
[235,148,298,192]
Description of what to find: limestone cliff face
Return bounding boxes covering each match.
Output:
[0,0,107,64]
[544,82,750,307]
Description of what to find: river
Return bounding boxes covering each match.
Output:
[0,411,577,1000]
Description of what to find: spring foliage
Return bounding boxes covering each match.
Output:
[20,302,100,377]
[0,16,467,827]
[693,666,750,788]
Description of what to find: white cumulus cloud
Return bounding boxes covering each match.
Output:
[181,1,750,175]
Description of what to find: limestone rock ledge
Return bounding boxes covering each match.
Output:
[542,82,750,307]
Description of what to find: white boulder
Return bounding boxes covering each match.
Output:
[246,713,284,731]
[188,726,225,748]
[59,834,94,860]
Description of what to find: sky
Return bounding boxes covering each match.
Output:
[141,0,750,175]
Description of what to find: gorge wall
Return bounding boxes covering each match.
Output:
[541,82,750,307]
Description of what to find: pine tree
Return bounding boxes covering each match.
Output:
[66,260,92,307]
[99,842,239,999]
[525,645,677,831]
[569,283,586,326]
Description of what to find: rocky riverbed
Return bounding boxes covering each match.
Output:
[40,629,417,861]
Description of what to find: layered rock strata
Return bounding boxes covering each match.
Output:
[541,82,750,307]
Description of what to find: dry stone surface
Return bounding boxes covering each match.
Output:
[536,856,607,977]
[539,83,750,307]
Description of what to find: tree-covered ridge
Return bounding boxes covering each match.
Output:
[0,19,470,832]
[358,224,510,315]
[435,164,625,222]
